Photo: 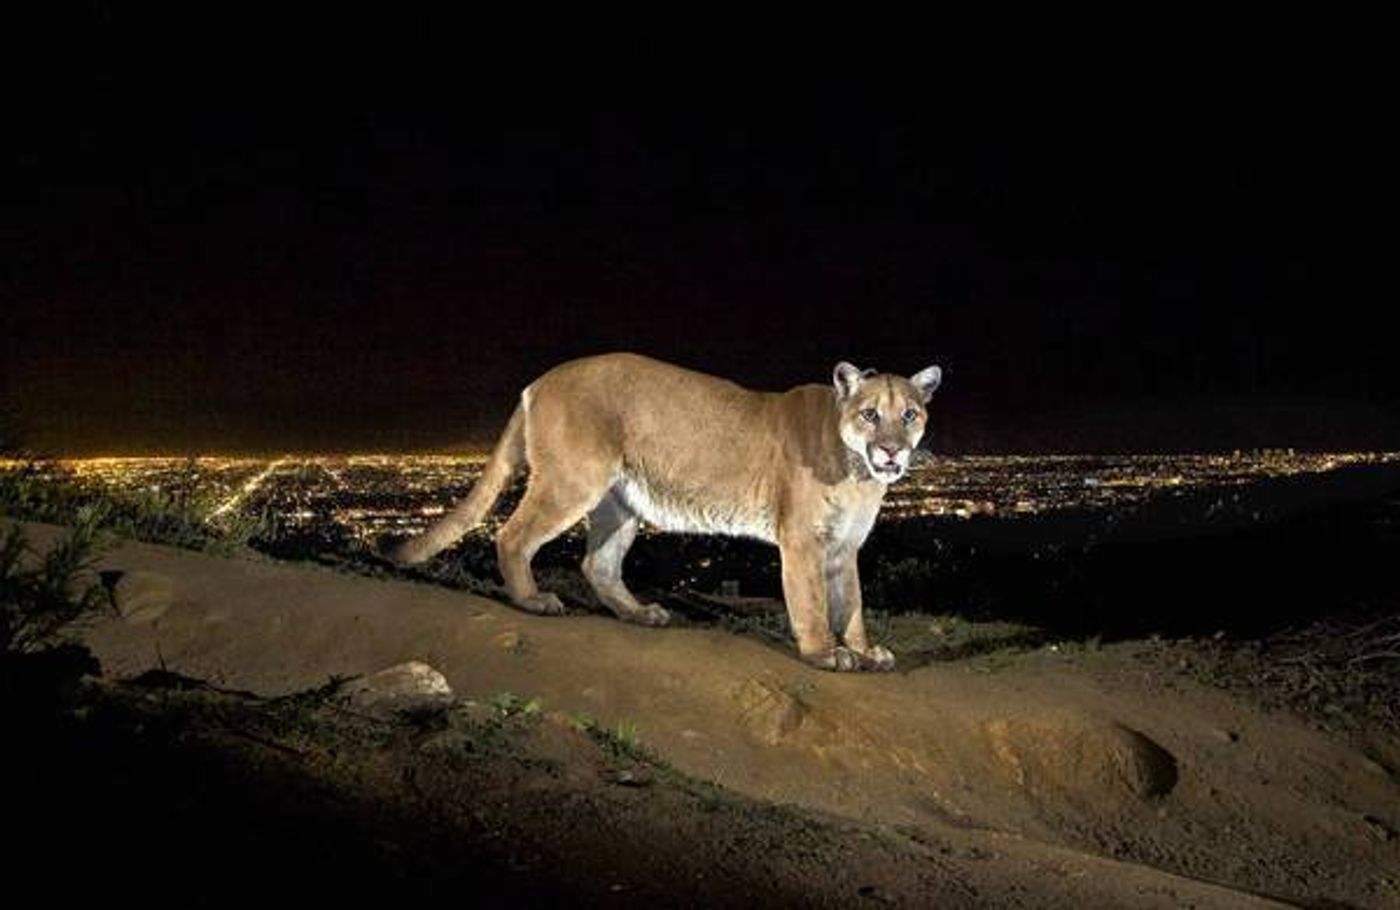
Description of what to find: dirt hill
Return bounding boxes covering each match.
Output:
[11,520,1400,907]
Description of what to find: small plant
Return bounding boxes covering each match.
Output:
[488,691,542,718]
[418,692,545,760]
[258,675,355,736]
[576,714,655,764]
[0,508,112,654]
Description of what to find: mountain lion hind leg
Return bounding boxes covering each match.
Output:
[495,454,612,616]
[582,492,670,626]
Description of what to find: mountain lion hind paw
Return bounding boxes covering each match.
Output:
[516,592,566,616]
[621,602,671,627]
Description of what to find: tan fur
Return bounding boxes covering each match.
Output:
[391,353,941,671]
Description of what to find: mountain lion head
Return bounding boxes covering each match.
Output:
[834,361,942,484]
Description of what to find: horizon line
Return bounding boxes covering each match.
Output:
[6,448,1400,466]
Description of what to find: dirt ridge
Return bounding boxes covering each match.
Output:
[12,520,1398,907]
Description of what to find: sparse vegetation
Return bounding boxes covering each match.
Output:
[395,691,550,763]
[0,507,112,654]
[1136,617,1400,732]
[714,606,790,642]
[261,675,355,734]
[866,611,1046,669]
[575,714,658,765]
[488,690,542,718]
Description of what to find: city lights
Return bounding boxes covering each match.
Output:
[19,450,1397,546]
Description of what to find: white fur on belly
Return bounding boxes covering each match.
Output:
[616,476,775,543]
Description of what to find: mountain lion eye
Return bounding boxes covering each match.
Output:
[901,408,919,424]
[859,408,879,424]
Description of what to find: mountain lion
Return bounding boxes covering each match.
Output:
[391,353,942,671]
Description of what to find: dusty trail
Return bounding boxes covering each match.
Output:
[13,521,1399,907]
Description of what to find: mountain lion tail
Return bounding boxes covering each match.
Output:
[389,404,526,565]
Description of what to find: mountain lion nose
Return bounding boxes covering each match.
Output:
[878,445,902,460]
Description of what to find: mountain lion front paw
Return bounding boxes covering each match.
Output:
[802,646,864,672]
[802,645,896,672]
[862,644,896,671]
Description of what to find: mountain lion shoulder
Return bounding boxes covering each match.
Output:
[391,353,942,671]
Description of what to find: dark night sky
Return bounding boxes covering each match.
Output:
[3,64,1395,455]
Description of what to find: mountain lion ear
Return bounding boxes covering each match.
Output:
[910,365,942,402]
[833,362,865,400]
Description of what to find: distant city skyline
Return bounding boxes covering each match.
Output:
[45,451,1399,546]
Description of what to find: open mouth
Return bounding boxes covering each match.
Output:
[871,462,904,480]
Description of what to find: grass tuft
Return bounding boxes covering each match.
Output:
[574,714,658,765]
[488,691,542,718]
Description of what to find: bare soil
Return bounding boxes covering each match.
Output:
[9,520,1400,907]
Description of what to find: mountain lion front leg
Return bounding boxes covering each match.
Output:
[780,533,864,671]
[827,549,895,671]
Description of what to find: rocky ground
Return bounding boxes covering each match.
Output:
[5,520,1398,907]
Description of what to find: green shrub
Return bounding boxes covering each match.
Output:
[0,509,111,654]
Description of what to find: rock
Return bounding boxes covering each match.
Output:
[986,716,1178,801]
[734,678,807,745]
[610,768,651,787]
[107,570,175,624]
[343,661,454,714]
[493,630,523,651]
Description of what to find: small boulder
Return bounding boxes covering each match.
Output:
[343,661,454,714]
